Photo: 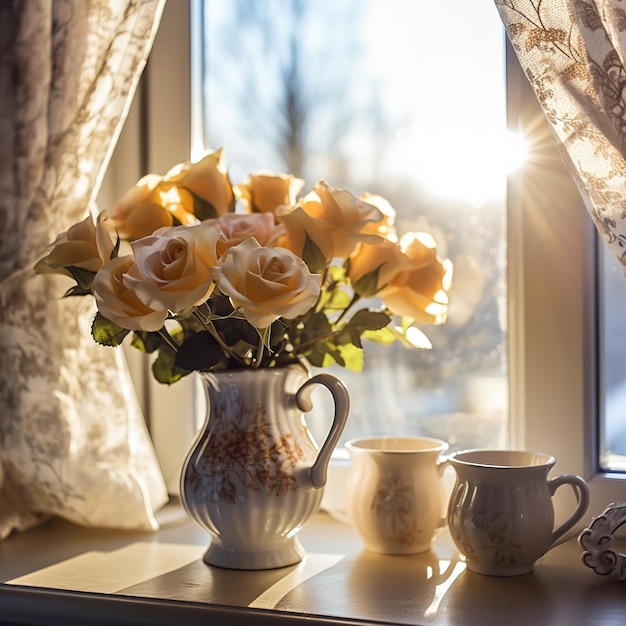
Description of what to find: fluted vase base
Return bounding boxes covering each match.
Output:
[203,537,306,570]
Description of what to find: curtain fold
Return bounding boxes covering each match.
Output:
[495,0,626,267]
[0,0,168,540]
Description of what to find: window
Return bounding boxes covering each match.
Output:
[194,0,510,453]
[101,0,626,519]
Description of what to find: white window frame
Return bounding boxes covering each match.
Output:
[101,0,626,524]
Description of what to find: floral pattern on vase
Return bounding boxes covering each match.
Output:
[183,402,306,503]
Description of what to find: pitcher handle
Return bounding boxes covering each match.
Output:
[548,473,590,547]
[296,373,350,489]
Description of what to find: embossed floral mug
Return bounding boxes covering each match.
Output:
[345,436,449,555]
[446,449,589,576]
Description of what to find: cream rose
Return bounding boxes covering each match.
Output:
[125,224,221,312]
[235,171,304,214]
[34,213,115,276]
[276,181,385,269]
[378,232,452,324]
[203,212,284,257]
[164,148,235,219]
[93,255,169,332]
[214,238,321,328]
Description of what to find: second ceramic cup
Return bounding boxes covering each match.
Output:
[345,436,449,555]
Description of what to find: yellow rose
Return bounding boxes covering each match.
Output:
[378,232,453,324]
[164,148,235,219]
[93,255,169,332]
[235,171,304,214]
[106,175,177,240]
[213,238,321,328]
[359,193,398,241]
[347,239,413,297]
[125,224,221,312]
[276,181,385,269]
[202,212,285,257]
[34,213,115,276]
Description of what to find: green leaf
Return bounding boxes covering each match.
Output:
[302,234,327,274]
[362,326,398,345]
[322,288,352,311]
[306,342,337,368]
[63,284,93,298]
[336,342,364,372]
[302,331,363,369]
[329,264,347,283]
[191,195,221,221]
[110,233,121,260]
[343,309,391,345]
[298,311,332,347]
[131,331,165,353]
[91,312,130,347]
[353,266,385,298]
[66,266,96,293]
[152,347,188,385]
[175,331,225,371]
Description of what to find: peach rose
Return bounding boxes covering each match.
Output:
[164,148,235,219]
[202,212,284,257]
[235,171,304,214]
[347,239,414,297]
[93,255,169,331]
[276,181,385,269]
[125,224,221,312]
[378,232,452,324]
[213,238,321,328]
[34,213,115,276]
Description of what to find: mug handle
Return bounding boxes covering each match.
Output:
[548,473,590,546]
[296,373,350,489]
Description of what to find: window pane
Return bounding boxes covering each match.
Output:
[599,239,626,471]
[196,0,509,453]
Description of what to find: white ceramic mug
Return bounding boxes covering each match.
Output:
[345,436,449,555]
[446,449,589,576]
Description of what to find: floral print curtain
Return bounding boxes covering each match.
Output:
[0,0,168,539]
[495,0,626,266]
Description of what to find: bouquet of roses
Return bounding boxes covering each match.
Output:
[35,148,452,384]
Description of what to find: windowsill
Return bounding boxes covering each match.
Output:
[0,502,624,626]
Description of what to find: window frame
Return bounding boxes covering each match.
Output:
[505,38,626,523]
[102,0,626,524]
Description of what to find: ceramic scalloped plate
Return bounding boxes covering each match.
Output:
[579,502,626,582]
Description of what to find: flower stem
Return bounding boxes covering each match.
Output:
[335,291,362,324]
[157,328,179,352]
[254,335,265,367]
[192,308,247,366]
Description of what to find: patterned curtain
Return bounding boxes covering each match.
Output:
[0,0,168,539]
[495,0,626,266]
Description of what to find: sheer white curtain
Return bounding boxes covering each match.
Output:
[0,0,168,539]
[495,0,626,267]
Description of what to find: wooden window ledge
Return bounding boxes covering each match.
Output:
[1,502,625,625]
